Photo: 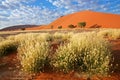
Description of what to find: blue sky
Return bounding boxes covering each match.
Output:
[0,0,120,29]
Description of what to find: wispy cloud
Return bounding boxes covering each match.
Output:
[0,0,120,28]
[0,0,60,28]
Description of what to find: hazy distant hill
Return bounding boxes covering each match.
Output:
[0,25,40,31]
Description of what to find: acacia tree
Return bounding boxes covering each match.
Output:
[78,22,86,28]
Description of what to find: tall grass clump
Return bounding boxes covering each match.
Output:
[52,32,112,78]
[0,40,18,57]
[0,36,4,42]
[18,36,50,73]
[53,32,73,41]
[97,29,120,39]
[7,33,38,42]
[7,33,53,42]
[37,33,53,42]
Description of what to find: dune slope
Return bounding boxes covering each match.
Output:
[49,10,120,28]
[27,10,120,30]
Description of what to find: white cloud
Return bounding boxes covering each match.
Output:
[48,0,120,13]
[1,0,23,10]
[0,0,51,28]
[0,0,62,28]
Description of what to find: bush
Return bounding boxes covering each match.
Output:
[0,40,18,57]
[7,33,29,42]
[21,28,25,30]
[97,29,120,39]
[18,36,50,73]
[0,36,4,42]
[51,25,54,29]
[53,32,68,39]
[51,32,112,78]
[7,33,53,42]
[53,32,73,42]
[15,32,112,79]
[38,33,53,42]
[58,26,62,29]
[78,22,86,28]
[68,24,76,28]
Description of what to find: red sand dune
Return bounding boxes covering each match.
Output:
[27,10,120,30]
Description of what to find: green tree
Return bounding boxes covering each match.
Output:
[78,22,86,28]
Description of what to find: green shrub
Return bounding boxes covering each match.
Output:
[38,33,53,42]
[58,26,62,29]
[21,28,25,30]
[17,32,72,73]
[0,36,4,42]
[51,32,112,78]
[68,24,76,28]
[14,32,113,79]
[0,40,18,57]
[18,36,50,73]
[97,29,120,39]
[53,32,73,42]
[78,22,86,28]
[7,33,28,42]
[51,25,54,29]
[53,32,66,40]
[7,33,53,42]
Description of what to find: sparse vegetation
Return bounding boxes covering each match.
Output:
[68,24,76,28]
[1,29,118,79]
[58,26,62,29]
[15,32,112,78]
[51,33,112,78]
[51,25,54,29]
[0,40,18,57]
[18,36,50,73]
[97,29,120,39]
[53,32,72,41]
[0,36,4,42]
[21,28,25,30]
[78,22,86,28]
